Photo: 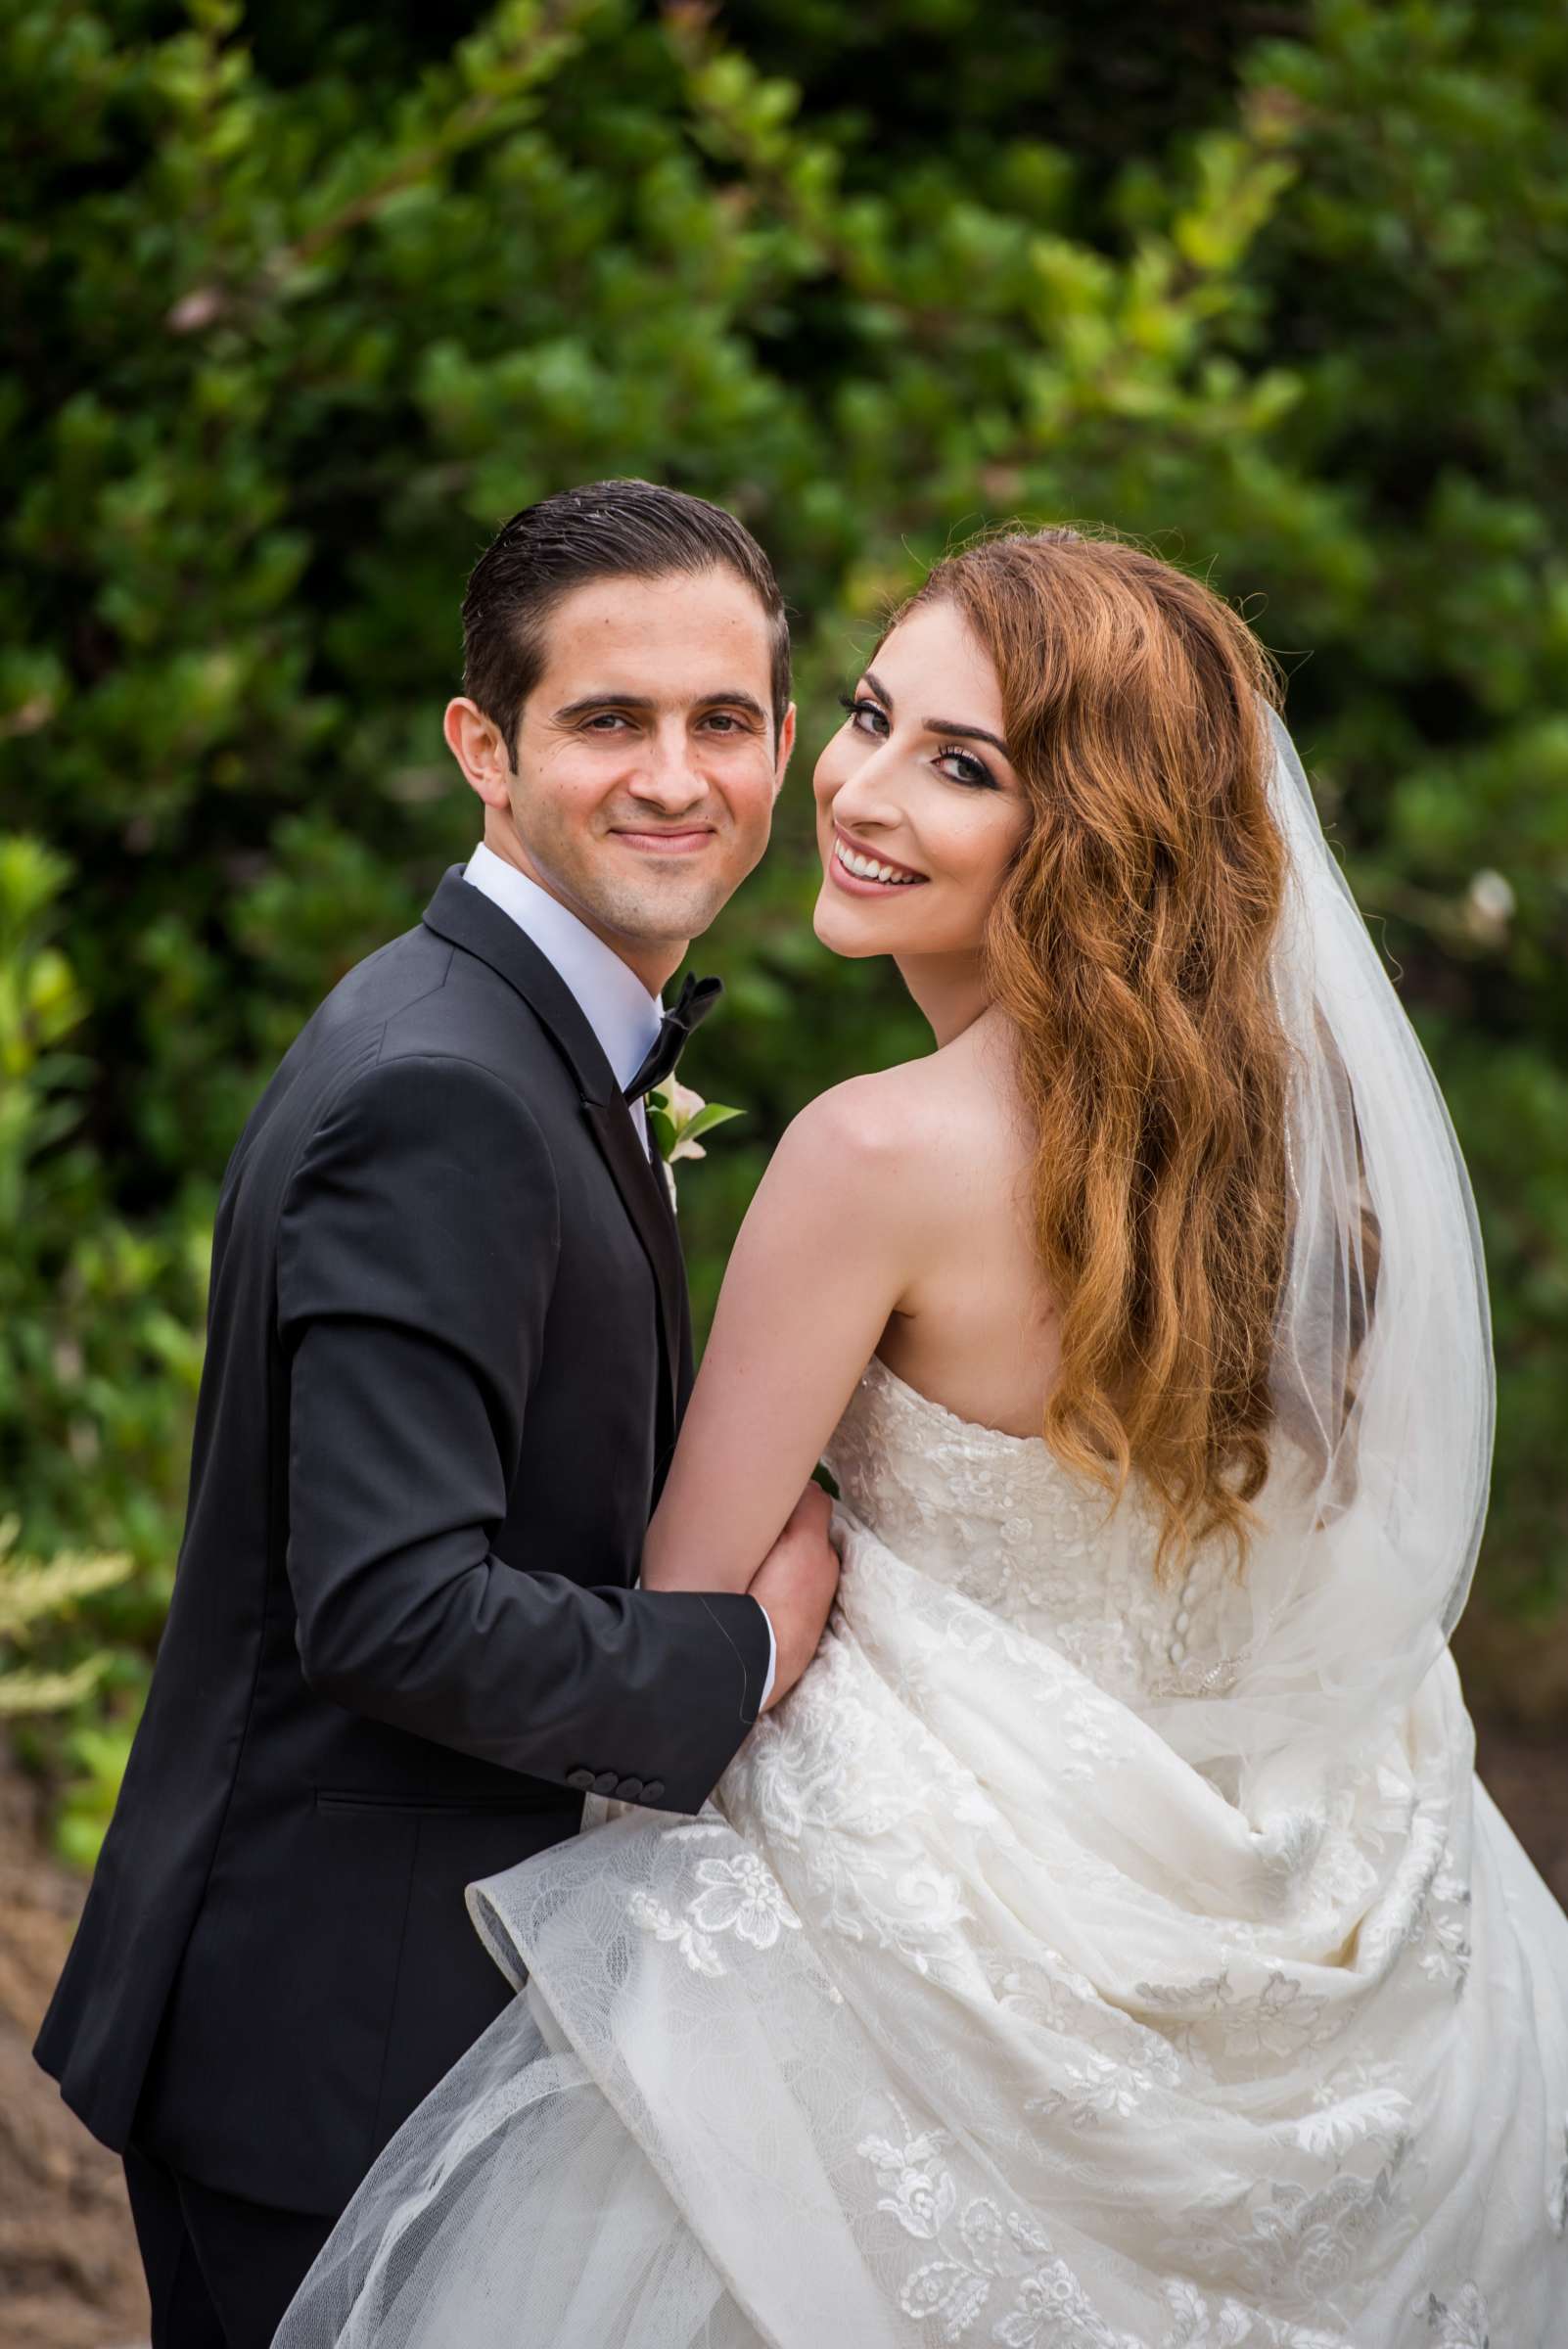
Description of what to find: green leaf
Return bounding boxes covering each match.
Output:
[677,1101,743,1146]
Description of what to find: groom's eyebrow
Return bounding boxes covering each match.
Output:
[861,668,1012,761]
[694,688,769,722]
[553,689,768,722]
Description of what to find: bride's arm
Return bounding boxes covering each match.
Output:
[642,1075,922,1595]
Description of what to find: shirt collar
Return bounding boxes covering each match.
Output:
[463,842,663,1097]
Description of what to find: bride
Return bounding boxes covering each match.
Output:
[277,530,1568,2347]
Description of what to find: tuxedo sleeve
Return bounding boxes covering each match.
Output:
[275,1050,770,1814]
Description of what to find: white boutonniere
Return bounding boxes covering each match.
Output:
[646,1078,742,1208]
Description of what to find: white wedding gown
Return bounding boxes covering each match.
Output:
[278,1356,1568,2349]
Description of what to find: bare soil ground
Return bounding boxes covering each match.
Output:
[0,1762,146,2349]
[3,1723,1564,2348]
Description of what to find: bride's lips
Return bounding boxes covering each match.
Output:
[828,827,930,897]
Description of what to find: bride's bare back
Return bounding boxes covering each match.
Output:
[860,1014,1059,1439]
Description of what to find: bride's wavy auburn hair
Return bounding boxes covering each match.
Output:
[897,529,1293,1576]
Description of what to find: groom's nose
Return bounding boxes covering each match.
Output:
[623,720,709,814]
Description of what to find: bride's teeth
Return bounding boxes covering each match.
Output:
[837,842,919,885]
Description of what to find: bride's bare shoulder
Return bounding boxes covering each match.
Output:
[771,1024,1017,1201]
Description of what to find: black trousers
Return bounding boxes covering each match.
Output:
[124,2142,336,2349]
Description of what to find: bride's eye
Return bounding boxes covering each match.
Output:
[838,693,889,739]
[937,744,997,791]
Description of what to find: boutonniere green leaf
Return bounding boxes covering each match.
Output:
[646,1077,742,1174]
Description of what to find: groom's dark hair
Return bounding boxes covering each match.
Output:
[461,480,792,751]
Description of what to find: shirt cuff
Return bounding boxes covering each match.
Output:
[756,1598,777,1710]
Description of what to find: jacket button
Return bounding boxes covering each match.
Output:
[566,1768,595,1792]
[592,1770,620,1796]
[642,1778,666,1806]
[614,1776,644,1803]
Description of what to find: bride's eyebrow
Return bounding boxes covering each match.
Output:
[926,714,1012,760]
[861,668,1012,762]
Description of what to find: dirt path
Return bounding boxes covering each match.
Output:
[0,1764,146,2349]
[1473,1716,1568,1907]
[3,1722,1564,2346]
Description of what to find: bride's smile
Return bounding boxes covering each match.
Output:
[829,827,927,888]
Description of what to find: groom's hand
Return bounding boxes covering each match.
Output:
[749,1484,840,1712]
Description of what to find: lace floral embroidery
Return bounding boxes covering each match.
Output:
[686,1852,802,1950]
[628,1851,800,1973]
[1132,1965,1341,2068]
[1283,2081,1411,2160]
[857,2104,1359,2349]
[1419,2284,1490,2346]
[1420,1863,1473,1994]
[1180,2142,1407,2307]
[1156,2284,1341,2348]
[1027,2046,1175,2128]
[858,2107,1143,2347]
[625,1890,724,1978]
[821,1355,1245,1714]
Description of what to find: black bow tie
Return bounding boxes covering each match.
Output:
[623,971,724,1103]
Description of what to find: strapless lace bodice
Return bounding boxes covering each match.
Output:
[822,1354,1247,1709]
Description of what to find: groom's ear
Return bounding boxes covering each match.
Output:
[444,696,514,811]
[772,702,797,799]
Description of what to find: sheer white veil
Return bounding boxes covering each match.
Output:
[1144,705,1495,1810]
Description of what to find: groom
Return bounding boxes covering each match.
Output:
[34,481,840,2348]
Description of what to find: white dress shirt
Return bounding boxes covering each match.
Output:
[464,844,775,1704]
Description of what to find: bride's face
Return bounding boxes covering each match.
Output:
[811,599,1029,963]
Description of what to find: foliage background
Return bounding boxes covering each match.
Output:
[4,0,1567,1854]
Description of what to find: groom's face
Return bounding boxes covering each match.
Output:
[451,568,793,990]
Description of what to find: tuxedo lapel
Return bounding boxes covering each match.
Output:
[422,868,684,1439]
[580,1098,684,1421]
[423,867,616,1101]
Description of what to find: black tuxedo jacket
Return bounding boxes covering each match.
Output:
[35,869,770,2215]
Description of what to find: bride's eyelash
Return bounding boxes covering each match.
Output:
[938,744,996,791]
[838,692,886,730]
